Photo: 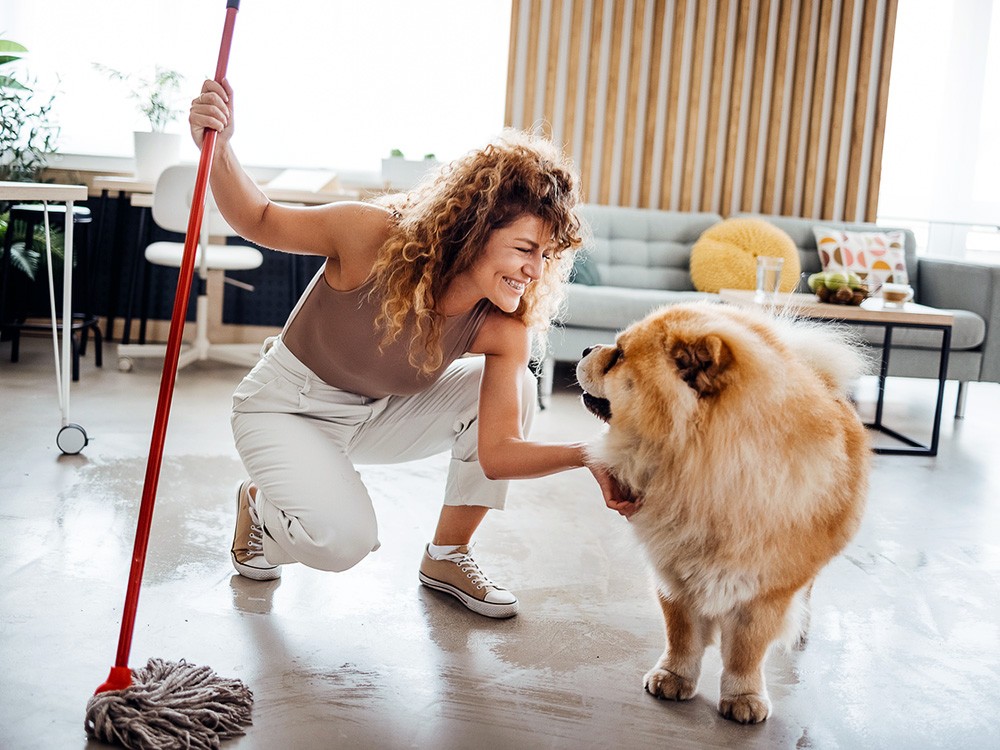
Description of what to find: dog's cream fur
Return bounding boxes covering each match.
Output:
[577,302,869,724]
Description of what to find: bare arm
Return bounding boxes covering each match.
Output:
[188,78,391,269]
[471,313,587,479]
[471,314,641,516]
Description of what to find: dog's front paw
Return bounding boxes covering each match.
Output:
[719,693,771,724]
[644,667,697,701]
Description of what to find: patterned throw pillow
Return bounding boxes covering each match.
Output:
[812,226,909,295]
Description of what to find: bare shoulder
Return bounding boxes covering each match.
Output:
[260,199,393,259]
[314,202,395,287]
[323,200,394,225]
[470,311,532,364]
[319,201,394,245]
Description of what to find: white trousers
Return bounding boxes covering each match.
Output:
[231,338,536,572]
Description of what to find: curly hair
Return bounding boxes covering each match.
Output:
[370,129,584,375]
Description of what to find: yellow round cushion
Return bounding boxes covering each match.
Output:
[689,218,801,293]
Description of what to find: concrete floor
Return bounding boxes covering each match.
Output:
[1,333,999,749]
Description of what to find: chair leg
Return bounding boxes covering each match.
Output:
[71,331,81,382]
[76,219,95,358]
[955,381,968,419]
[138,262,152,344]
[91,321,103,369]
[10,324,20,363]
[79,318,90,357]
[0,216,15,330]
[536,356,555,410]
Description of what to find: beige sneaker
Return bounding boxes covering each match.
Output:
[418,544,518,618]
[231,480,281,581]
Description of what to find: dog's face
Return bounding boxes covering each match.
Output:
[576,304,741,440]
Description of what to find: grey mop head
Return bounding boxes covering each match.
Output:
[85,658,253,750]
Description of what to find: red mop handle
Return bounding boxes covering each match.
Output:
[96,0,241,695]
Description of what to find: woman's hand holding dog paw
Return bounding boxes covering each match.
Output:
[588,464,643,518]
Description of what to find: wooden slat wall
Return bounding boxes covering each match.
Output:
[505,0,898,221]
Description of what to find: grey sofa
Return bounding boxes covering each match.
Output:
[540,205,999,418]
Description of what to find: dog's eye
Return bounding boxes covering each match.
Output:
[603,346,623,374]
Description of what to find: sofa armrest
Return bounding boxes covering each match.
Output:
[916,258,1000,383]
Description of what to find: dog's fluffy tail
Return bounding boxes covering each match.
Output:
[779,317,872,396]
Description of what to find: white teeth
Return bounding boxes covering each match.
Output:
[504,277,526,292]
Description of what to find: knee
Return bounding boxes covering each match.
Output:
[306,530,379,573]
[264,504,379,573]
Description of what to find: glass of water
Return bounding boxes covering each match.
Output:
[754,256,784,303]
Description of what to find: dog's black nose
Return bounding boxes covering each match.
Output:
[582,346,593,357]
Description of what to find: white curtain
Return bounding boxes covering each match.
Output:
[879,0,1000,259]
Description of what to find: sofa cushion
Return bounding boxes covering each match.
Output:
[813,225,909,293]
[849,308,985,351]
[569,250,601,285]
[690,217,801,293]
[579,205,722,291]
[561,284,715,329]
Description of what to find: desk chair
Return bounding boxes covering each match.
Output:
[117,165,263,372]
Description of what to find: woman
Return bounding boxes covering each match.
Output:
[189,79,636,620]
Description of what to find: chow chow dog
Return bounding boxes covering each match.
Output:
[577,302,869,724]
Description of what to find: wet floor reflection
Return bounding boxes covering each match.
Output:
[2,345,999,748]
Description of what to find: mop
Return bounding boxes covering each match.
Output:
[85,3,253,748]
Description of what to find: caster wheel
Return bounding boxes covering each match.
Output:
[118,356,134,373]
[57,423,89,455]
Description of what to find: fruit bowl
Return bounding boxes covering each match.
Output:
[808,271,868,305]
[814,285,868,305]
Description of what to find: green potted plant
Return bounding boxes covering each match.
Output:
[380,148,440,189]
[1,39,59,183]
[0,38,63,285]
[95,63,185,182]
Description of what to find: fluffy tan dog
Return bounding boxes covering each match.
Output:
[576,302,869,724]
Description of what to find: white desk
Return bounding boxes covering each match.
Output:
[0,181,90,454]
[92,173,360,206]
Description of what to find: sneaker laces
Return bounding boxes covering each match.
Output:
[247,525,265,554]
[442,546,497,591]
[246,487,265,555]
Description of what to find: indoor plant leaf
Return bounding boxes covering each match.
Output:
[0,40,28,54]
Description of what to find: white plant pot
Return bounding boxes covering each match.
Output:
[381,157,440,190]
[133,131,182,183]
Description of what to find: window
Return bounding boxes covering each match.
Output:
[879,0,1000,262]
[5,0,512,175]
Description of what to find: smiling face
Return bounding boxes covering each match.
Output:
[469,213,553,313]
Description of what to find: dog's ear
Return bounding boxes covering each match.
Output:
[670,334,732,397]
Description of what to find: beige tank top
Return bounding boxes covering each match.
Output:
[282,265,493,399]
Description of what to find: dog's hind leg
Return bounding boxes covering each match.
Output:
[792,581,815,651]
[644,591,710,702]
[717,592,795,724]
